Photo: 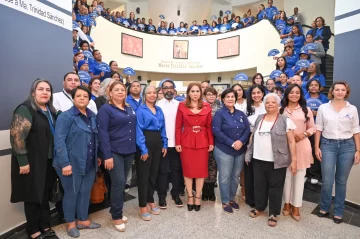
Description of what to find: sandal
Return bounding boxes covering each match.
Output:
[268,216,277,227]
[249,209,261,218]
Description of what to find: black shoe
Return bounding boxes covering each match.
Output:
[317,211,329,218]
[56,212,65,223]
[179,190,185,196]
[209,195,216,201]
[159,197,167,209]
[187,195,194,211]
[28,234,46,239]
[333,217,343,224]
[172,196,184,207]
[195,196,201,212]
[42,229,58,238]
[202,195,209,201]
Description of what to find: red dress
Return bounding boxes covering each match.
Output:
[175,102,214,178]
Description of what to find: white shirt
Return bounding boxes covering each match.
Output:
[247,103,266,132]
[53,90,98,114]
[157,98,179,147]
[316,101,360,139]
[235,100,247,113]
[253,118,296,162]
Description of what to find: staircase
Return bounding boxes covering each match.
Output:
[323,54,334,95]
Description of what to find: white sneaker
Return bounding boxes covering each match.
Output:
[122,216,128,223]
[114,223,125,232]
[310,179,319,184]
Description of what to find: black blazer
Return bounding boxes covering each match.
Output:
[312,26,331,50]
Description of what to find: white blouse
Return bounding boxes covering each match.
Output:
[247,103,266,132]
[253,118,296,162]
[235,100,247,113]
[316,101,360,139]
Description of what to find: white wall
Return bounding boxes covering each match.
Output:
[283,0,335,55]
[91,17,282,75]
[126,1,149,21]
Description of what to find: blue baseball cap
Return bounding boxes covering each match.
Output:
[287,16,294,21]
[299,50,310,57]
[78,60,88,69]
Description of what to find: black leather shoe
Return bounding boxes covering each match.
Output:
[333,217,343,224]
[28,234,46,239]
[202,195,209,201]
[317,211,329,218]
[42,229,58,238]
[159,197,167,209]
[172,196,184,207]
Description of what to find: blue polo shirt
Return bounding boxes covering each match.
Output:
[126,95,142,111]
[212,107,250,156]
[97,104,136,159]
[285,53,299,70]
[265,6,278,20]
[293,35,305,53]
[136,104,168,155]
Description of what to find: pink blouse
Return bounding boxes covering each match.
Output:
[284,106,316,170]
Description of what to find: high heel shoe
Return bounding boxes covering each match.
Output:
[291,206,301,221]
[195,196,201,212]
[282,203,291,216]
[187,195,194,211]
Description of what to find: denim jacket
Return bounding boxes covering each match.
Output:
[53,106,99,175]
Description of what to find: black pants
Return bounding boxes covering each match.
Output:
[157,147,184,198]
[253,159,286,216]
[306,135,322,180]
[24,162,54,236]
[320,51,327,76]
[136,131,162,207]
[244,159,255,207]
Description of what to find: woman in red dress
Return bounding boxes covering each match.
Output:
[175,82,214,212]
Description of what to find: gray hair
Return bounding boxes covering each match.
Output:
[142,85,157,105]
[99,78,116,98]
[286,38,294,43]
[263,93,281,106]
[27,78,56,113]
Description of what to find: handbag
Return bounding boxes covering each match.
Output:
[50,178,63,203]
[90,169,108,204]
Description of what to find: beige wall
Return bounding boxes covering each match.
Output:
[91,17,281,75]
[233,0,284,19]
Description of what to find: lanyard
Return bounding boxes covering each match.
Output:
[258,114,279,132]
[40,105,55,135]
[63,90,73,103]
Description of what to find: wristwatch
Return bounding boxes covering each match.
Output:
[303,132,308,138]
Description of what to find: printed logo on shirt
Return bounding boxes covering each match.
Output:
[220,26,227,33]
[306,98,323,111]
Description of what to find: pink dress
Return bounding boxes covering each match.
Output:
[284,106,316,170]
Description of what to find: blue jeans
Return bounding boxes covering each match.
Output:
[214,146,245,204]
[56,169,96,222]
[320,137,355,217]
[108,152,134,220]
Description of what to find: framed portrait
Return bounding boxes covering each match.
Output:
[217,35,240,59]
[121,33,143,58]
[211,84,230,95]
[173,40,189,59]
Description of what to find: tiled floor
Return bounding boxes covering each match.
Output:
[5,186,360,239]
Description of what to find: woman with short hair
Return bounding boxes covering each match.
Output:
[10,79,58,239]
[213,89,250,214]
[54,86,101,237]
[315,81,360,224]
[246,93,297,227]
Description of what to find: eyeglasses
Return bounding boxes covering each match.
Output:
[162,86,174,90]
[258,132,270,136]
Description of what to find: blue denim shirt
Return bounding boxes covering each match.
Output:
[212,106,251,156]
[53,106,99,175]
[136,104,168,155]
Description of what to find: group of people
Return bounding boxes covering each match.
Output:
[10,70,360,238]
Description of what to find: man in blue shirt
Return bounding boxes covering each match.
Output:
[126,81,142,111]
[76,5,90,27]
[89,50,109,80]
[265,0,278,22]
[146,18,157,33]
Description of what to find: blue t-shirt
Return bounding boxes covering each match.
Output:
[306,29,314,36]
[147,24,156,32]
[275,81,289,91]
[302,74,326,92]
[257,10,266,20]
[158,27,168,34]
[305,93,329,121]
[219,23,231,33]
[242,17,253,26]
[115,17,123,24]
[90,61,110,76]
[293,35,305,53]
[210,26,219,33]
[200,25,209,34]
[122,18,130,26]
[275,19,286,30]
[168,28,177,35]
[177,27,187,33]
[265,6,278,20]
[189,25,199,34]
[137,23,145,31]
[285,53,299,70]
[76,14,90,27]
